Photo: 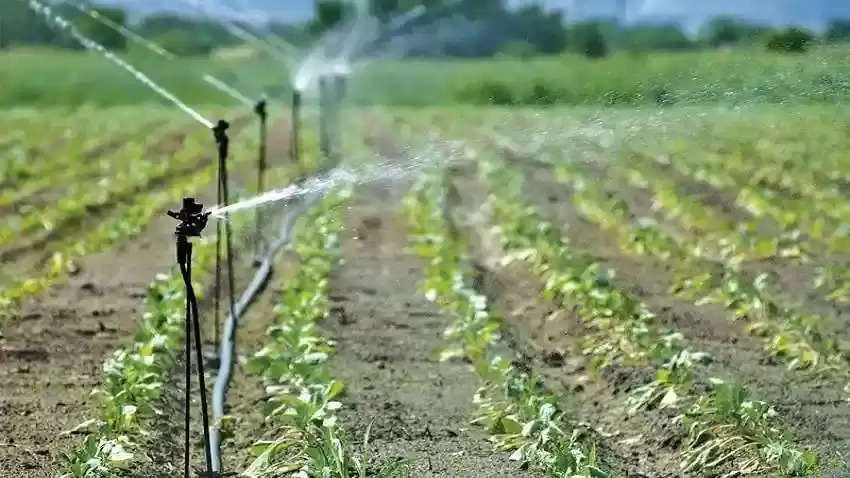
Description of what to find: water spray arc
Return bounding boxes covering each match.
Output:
[167,198,215,478]
[203,74,255,108]
[60,0,176,59]
[177,0,295,70]
[25,0,213,129]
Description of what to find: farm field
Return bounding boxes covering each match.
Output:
[3,98,850,478]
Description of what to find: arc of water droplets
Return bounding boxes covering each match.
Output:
[61,0,176,59]
[203,75,255,107]
[28,0,214,129]
[208,140,467,218]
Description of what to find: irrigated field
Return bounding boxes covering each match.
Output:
[3,94,850,477]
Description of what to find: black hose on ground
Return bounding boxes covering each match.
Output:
[208,193,321,473]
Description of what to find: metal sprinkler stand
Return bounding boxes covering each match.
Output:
[254,100,268,261]
[291,89,302,167]
[167,198,215,478]
[331,74,346,163]
[212,120,237,364]
[318,76,331,162]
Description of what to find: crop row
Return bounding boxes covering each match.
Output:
[404,170,610,476]
[0,108,176,189]
[551,159,849,375]
[61,231,222,476]
[239,189,396,478]
[0,118,177,215]
[471,147,818,476]
[461,112,850,377]
[0,126,217,250]
[0,123,258,321]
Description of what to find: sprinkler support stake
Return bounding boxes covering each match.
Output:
[211,120,237,475]
[254,100,268,260]
[291,90,302,167]
[319,76,331,162]
[331,74,346,165]
[167,197,215,478]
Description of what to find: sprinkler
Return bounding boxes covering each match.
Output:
[319,75,332,161]
[333,73,348,103]
[212,120,237,361]
[291,89,302,167]
[331,74,347,161]
[319,74,344,167]
[254,99,268,261]
[166,197,215,478]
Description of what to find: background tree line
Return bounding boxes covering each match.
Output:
[1,0,849,57]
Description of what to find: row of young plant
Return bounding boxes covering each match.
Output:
[0,125,210,249]
[553,160,848,374]
[474,151,819,476]
[627,144,850,303]
[469,117,848,375]
[404,170,611,477]
[0,114,176,213]
[58,116,309,476]
[239,189,397,478]
[0,163,217,323]
[61,231,222,477]
[0,107,150,187]
[0,124,259,322]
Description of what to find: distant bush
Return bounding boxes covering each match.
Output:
[570,22,608,59]
[767,28,814,53]
[527,81,560,105]
[466,81,515,105]
[824,20,850,43]
[498,40,536,60]
[621,25,694,52]
[700,16,774,47]
[74,6,128,50]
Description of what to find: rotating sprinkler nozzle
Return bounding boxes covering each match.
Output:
[167,197,216,478]
[168,197,210,239]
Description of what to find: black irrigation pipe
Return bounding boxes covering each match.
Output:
[209,192,322,473]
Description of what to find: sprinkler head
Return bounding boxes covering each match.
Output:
[212,120,230,145]
[254,99,267,119]
[168,197,210,238]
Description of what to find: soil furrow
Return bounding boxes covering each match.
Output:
[0,213,178,477]
[323,182,536,477]
[517,163,850,468]
[445,172,670,477]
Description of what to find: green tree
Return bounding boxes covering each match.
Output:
[766,27,814,53]
[571,22,608,59]
[701,16,741,46]
[700,16,774,47]
[137,14,236,56]
[621,25,692,51]
[311,0,350,33]
[825,19,850,42]
[74,5,128,50]
[511,5,566,54]
[0,0,64,47]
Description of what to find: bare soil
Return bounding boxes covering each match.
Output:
[323,181,537,477]
[515,159,850,473]
[0,213,178,477]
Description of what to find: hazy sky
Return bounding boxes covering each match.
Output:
[101,0,850,31]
